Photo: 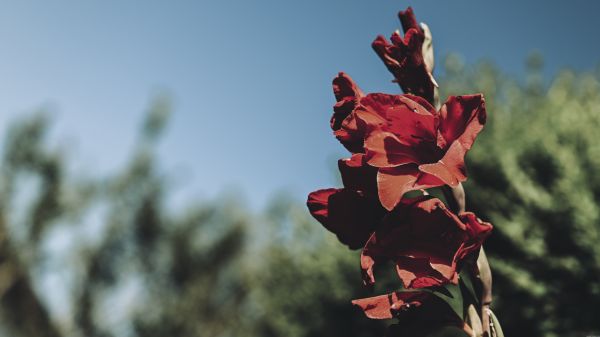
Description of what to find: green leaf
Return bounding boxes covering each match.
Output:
[459,268,480,308]
[429,283,464,320]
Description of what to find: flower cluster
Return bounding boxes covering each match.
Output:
[307,6,493,323]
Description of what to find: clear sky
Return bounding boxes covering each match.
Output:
[1,0,599,210]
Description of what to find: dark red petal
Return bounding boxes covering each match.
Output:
[403,94,437,116]
[437,140,468,182]
[456,212,493,259]
[307,188,382,249]
[391,27,422,49]
[437,94,486,150]
[460,212,493,239]
[330,73,367,152]
[331,98,356,130]
[428,256,458,284]
[332,72,364,102]
[398,7,420,34]
[364,132,419,168]
[396,256,447,288]
[377,165,445,210]
[364,197,469,288]
[418,161,461,187]
[334,112,368,153]
[372,35,399,68]
[306,188,336,224]
[338,154,378,195]
[352,291,428,320]
[353,104,388,131]
[372,7,436,103]
[360,94,437,145]
[360,237,377,286]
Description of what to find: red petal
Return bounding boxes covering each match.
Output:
[371,7,437,103]
[364,132,419,168]
[338,154,378,196]
[362,197,473,288]
[437,94,486,150]
[306,188,336,224]
[377,165,445,210]
[372,35,399,67]
[456,212,493,259]
[331,98,356,130]
[403,94,437,116]
[418,161,461,187]
[332,72,364,102]
[330,73,367,152]
[360,94,437,146]
[391,27,422,49]
[352,291,428,320]
[396,256,447,288]
[398,7,419,33]
[371,27,434,102]
[334,112,367,153]
[307,188,382,249]
[460,212,493,239]
[360,240,377,286]
[353,103,388,131]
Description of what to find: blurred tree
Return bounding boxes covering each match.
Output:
[0,57,599,337]
[441,54,600,337]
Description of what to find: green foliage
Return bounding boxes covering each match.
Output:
[1,57,599,337]
[441,54,600,337]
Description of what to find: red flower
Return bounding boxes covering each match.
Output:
[307,154,384,249]
[330,72,437,155]
[329,73,486,210]
[352,290,430,319]
[372,7,436,103]
[360,196,492,289]
[330,72,366,153]
[361,94,486,210]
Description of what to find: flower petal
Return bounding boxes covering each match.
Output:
[396,256,447,288]
[371,7,436,103]
[360,94,438,145]
[333,113,366,153]
[437,94,487,150]
[398,6,419,33]
[307,188,382,249]
[456,212,493,259]
[332,72,364,102]
[330,73,367,152]
[361,197,486,288]
[377,165,445,210]
[418,161,461,187]
[338,154,378,196]
[352,291,428,320]
[364,132,420,168]
[360,240,377,286]
[438,140,468,182]
[331,73,363,131]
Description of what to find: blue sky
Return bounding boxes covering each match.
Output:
[1,0,599,210]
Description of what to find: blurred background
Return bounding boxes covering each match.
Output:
[0,1,599,336]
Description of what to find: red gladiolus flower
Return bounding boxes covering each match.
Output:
[328,74,486,210]
[352,290,430,319]
[307,154,384,249]
[372,7,436,103]
[330,72,438,155]
[360,196,492,289]
[330,72,366,153]
[361,93,486,210]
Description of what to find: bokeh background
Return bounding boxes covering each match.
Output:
[0,1,599,336]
